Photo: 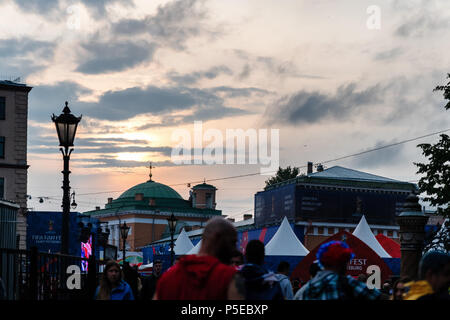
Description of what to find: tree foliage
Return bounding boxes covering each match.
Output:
[433,73,450,110]
[265,166,300,187]
[414,74,450,218]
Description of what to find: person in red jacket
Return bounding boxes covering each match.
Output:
[154,217,244,300]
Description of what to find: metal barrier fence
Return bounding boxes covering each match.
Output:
[0,247,104,300]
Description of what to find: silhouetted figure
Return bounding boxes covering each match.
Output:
[392,277,411,300]
[154,217,244,300]
[294,260,320,300]
[276,261,294,300]
[140,259,163,300]
[404,251,450,300]
[122,261,139,299]
[230,249,244,269]
[239,240,283,300]
[95,260,134,300]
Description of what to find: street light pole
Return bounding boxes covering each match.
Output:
[120,222,130,267]
[61,146,72,254]
[167,213,178,266]
[52,101,81,254]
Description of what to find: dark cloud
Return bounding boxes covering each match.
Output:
[12,0,133,17]
[28,136,151,148]
[26,81,250,127]
[28,145,173,156]
[210,86,270,98]
[113,0,211,50]
[374,48,404,61]
[265,83,385,126]
[135,104,250,130]
[79,85,249,122]
[256,56,324,79]
[394,1,450,38]
[350,140,406,169]
[81,0,134,17]
[167,66,233,85]
[27,81,92,122]
[80,86,197,120]
[238,64,251,80]
[0,38,54,58]
[11,0,59,14]
[76,157,177,168]
[75,39,157,74]
[0,38,56,78]
[232,50,324,80]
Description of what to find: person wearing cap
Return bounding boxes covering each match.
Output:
[298,241,382,300]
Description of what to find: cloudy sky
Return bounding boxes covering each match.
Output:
[2,0,449,218]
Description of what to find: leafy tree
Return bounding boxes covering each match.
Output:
[265,166,300,187]
[414,74,450,218]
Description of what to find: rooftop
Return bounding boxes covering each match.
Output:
[0,80,32,92]
[264,165,417,192]
[118,180,183,200]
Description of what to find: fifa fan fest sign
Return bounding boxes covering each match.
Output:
[292,231,391,289]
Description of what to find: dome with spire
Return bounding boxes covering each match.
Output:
[118,180,183,200]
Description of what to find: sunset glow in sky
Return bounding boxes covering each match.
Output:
[2,0,449,219]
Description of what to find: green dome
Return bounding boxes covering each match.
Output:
[118,180,183,200]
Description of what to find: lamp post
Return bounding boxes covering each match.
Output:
[167,213,178,266]
[396,192,429,280]
[120,222,130,267]
[52,101,82,254]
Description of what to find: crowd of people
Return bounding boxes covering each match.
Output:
[94,217,450,301]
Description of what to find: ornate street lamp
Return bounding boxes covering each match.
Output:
[167,213,178,266]
[397,192,429,280]
[52,101,82,254]
[120,222,130,267]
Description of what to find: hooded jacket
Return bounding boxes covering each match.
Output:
[239,264,284,300]
[156,255,236,300]
[276,273,294,300]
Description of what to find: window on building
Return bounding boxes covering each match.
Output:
[206,193,212,208]
[0,177,4,199]
[0,137,4,158]
[0,97,5,120]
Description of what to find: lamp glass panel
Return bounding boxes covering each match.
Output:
[56,122,67,146]
[67,123,77,146]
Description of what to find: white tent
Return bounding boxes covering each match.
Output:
[265,216,309,256]
[174,228,194,255]
[186,239,202,255]
[352,215,391,258]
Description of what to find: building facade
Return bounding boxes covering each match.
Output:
[255,165,417,226]
[83,178,222,252]
[0,80,32,249]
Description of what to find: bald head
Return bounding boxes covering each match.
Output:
[199,217,237,264]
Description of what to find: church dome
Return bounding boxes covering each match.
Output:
[118,180,183,200]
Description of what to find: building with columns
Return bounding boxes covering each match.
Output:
[83,177,221,252]
[0,80,32,249]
